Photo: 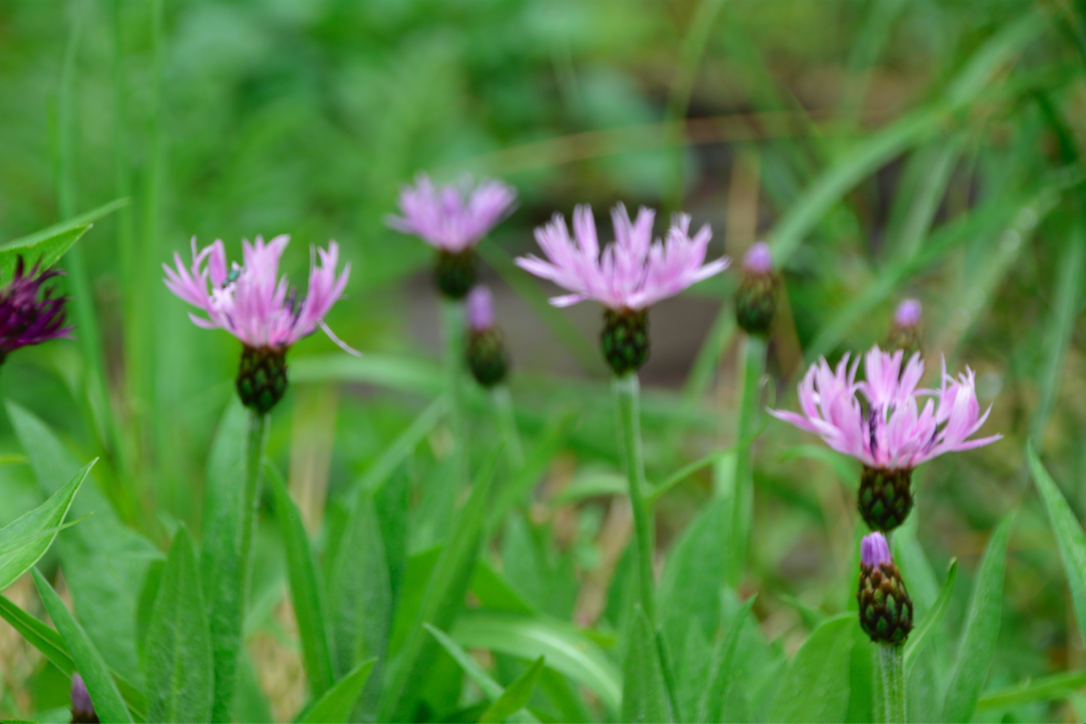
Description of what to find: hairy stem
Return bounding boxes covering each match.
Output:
[238,411,268,628]
[878,643,906,724]
[442,299,468,488]
[492,384,524,469]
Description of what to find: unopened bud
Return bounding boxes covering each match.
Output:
[857,533,913,646]
[886,299,922,356]
[466,287,509,387]
[735,242,778,336]
[70,673,98,724]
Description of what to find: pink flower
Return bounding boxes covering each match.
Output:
[770,346,1000,470]
[894,299,922,327]
[742,242,773,275]
[466,286,495,332]
[860,532,892,569]
[515,204,729,311]
[387,174,516,253]
[163,235,357,353]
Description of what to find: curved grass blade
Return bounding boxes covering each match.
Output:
[480,656,546,724]
[296,659,376,724]
[977,668,1086,711]
[697,594,756,723]
[904,559,958,677]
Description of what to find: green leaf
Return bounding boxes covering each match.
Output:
[144,527,213,724]
[621,605,673,724]
[297,659,376,724]
[379,446,503,720]
[942,515,1014,723]
[977,668,1086,711]
[356,396,449,497]
[0,460,93,591]
[290,353,443,397]
[1029,444,1086,641]
[452,609,622,715]
[697,595,756,723]
[7,401,162,686]
[425,623,504,699]
[32,569,132,723]
[480,656,546,724]
[904,558,958,677]
[267,463,336,697]
[199,400,248,723]
[769,615,855,723]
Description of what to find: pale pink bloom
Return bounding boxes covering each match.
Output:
[163,235,357,353]
[515,204,729,311]
[770,346,1000,470]
[861,532,891,568]
[387,174,516,253]
[742,242,773,274]
[467,286,495,332]
[894,299,922,327]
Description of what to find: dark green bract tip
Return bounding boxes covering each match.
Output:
[885,325,922,358]
[435,249,476,299]
[601,308,649,376]
[735,272,778,336]
[467,328,509,387]
[858,466,914,532]
[236,345,288,414]
[858,561,914,646]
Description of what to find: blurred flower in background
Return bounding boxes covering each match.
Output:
[0,256,72,365]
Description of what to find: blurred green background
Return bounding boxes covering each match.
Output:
[2,0,1086,720]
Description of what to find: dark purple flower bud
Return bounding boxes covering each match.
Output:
[0,256,73,364]
[70,673,99,724]
[858,532,913,646]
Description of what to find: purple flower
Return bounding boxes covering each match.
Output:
[70,673,97,723]
[742,242,773,275]
[515,204,730,311]
[0,256,73,362]
[894,299,922,327]
[467,286,495,332]
[860,532,892,569]
[770,346,1000,471]
[387,174,517,253]
[163,235,357,354]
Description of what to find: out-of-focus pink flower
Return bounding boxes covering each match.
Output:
[894,299,922,327]
[0,257,73,361]
[770,346,1000,470]
[387,175,516,253]
[163,235,356,353]
[466,286,495,332]
[515,204,729,311]
[742,242,773,275]
[860,532,891,569]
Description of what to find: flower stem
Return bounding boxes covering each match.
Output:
[441,299,468,488]
[238,410,268,622]
[878,643,906,724]
[491,384,524,469]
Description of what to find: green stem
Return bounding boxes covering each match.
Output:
[238,411,268,624]
[878,643,906,724]
[719,334,767,585]
[441,299,468,488]
[491,385,524,469]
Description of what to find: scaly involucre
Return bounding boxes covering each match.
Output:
[770,346,1000,470]
[387,174,517,253]
[0,257,73,357]
[515,204,730,310]
[163,235,355,352]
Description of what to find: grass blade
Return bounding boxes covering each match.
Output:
[904,559,958,677]
[297,659,376,724]
[480,656,546,724]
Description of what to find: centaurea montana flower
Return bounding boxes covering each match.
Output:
[0,256,73,364]
[387,174,516,299]
[770,346,1000,531]
[516,204,729,374]
[857,532,913,646]
[163,235,356,413]
[735,241,778,336]
[465,286,508,387]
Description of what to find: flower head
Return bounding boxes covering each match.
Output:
[0,256,73,361]
[860,532,892,569]
[770,346,1000,471]
[516,204,729,311]
[163,235,355,354]
[387,174,516,253]
[467,285,495,332]
[736,241,778,335]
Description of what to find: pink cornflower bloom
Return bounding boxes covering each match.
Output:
[387,174,516,254]
[771,346,1001,530]
[164,235,357,413]
[163,235,355,353]
[515,204,729,311]
[771,345,999,470]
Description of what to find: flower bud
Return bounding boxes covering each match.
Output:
[466,287,509,387]
[435,249,476,300]
[857,533,913,646]
[237,346,288,414]
[858,466,913,532]
[735,242,778,336]
[601,308,649,376]
[886,299,922,356]
[70,673,98,724]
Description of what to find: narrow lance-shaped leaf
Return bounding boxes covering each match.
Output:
[942,515,1014,723]
[622,605,673,724]
[480,656,546,724]
[904,558,958,677]
[296,659,376,724]
[144,527,213,724]
[32,569,132,724]
[769,615,855,723]
[697,595,757,723]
